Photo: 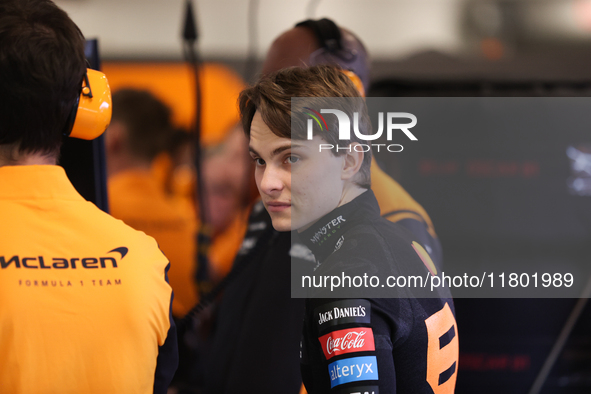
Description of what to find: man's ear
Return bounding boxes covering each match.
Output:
[104,121,126,154]
[341,142,365,181]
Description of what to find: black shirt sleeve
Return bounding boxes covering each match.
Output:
[153,262,179,394]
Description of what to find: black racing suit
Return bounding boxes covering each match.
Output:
[298,190,458,394]
[202,190,447,393]
[202,202,315,394]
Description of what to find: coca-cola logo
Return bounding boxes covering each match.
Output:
[327,330,366,354]
[319,327,375,360]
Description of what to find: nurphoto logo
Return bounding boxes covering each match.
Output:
[304,107,418,153]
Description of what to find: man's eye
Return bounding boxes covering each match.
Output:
[253,157,265,166]
[286,156,299,164]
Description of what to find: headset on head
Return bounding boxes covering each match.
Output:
[63,68,112,140]
[295,18,366,97]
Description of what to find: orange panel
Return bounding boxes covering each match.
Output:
[101,62,246,147]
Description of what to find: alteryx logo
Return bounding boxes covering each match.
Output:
[328,356,379,388]
[0,247,129,269]
[305,108,417,153]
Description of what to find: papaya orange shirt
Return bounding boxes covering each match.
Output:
[108,169,198,317]
[0,165,176,393]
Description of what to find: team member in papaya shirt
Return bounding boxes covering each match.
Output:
[239,65,458,393]
[0,1,177,392]
[106,89,199,318]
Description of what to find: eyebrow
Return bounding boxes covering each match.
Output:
[249,142,305,158]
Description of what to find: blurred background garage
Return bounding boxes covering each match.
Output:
[55,1,591,392]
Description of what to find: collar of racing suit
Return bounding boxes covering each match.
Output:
[297,189,381,264]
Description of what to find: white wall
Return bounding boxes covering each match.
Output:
[55,0,465,60]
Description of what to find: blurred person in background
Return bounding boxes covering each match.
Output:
[153,128,195,212]
[112,63,255,290]
[100,62,250,281]
[106,89,199,319]
[201,123,259,283]
[155,124,256,287]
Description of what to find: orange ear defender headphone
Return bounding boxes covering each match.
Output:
[63,68,112,140]
[341,69,365,97]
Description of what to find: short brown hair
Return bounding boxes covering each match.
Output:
[239,64,372,188]
[111,89,173,162]
[0,0,86,157]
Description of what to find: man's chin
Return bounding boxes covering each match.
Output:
[271,222,292,232]
[269,216,292,232]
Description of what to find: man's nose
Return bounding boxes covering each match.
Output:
[259,165,285,195]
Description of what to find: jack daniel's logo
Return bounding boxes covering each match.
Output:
[318,305,366,325]
[314,299,371,331]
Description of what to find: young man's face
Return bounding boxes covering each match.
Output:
[248,111,345,232]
